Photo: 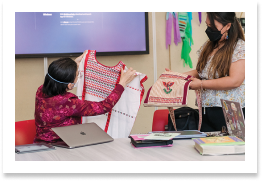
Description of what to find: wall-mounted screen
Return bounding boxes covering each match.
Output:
[15,12,149,58]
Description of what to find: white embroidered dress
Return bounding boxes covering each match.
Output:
[77,50,147,138]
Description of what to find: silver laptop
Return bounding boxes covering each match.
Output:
[51,122,114,149]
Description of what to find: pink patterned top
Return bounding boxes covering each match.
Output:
[34,84,124,143]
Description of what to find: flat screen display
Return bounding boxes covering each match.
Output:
[15,12,149,58]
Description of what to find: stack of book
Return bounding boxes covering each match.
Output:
[129,133,180,148]
[192,136,245,155]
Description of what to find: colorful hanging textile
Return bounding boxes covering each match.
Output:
[178,12,194,68]
[173,12,182,45]
[144,71,202,131]
[187,12,193,46]
[77,50,147,138]
[166,12,172,49]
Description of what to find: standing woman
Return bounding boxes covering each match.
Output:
[185,12,245,132]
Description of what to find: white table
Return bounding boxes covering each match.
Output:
[15,138,244,161]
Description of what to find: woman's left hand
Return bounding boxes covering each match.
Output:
[188,77,202,90]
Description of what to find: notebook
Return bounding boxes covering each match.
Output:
[51,122,114,149]
[220,99,245,141]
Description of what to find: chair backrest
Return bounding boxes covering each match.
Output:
[15,119,36,145]
[152,109,171,131]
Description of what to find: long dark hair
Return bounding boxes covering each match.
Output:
[196,12,245,79]
[42,58,77,97]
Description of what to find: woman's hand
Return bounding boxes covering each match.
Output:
[75,50,88,66]
[118,67,137,87]
[188,77,202,90]
[165,68,171,71]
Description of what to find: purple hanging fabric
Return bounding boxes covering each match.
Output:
[166,12,172,49]
[198,12,202,25]
[173,12,181,46]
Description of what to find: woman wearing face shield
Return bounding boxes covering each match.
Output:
[34,52,137,143]
[168,12,245,132]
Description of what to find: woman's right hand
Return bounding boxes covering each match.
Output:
[118,67,137,87]
[165,68,171,71]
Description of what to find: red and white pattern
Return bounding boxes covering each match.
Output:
[77,50,148,138]
[144,71,202,131]
[144,71,191,107]
[82,50,124,99]
[149,97,183,104]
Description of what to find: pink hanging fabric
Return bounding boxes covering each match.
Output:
[173,12,181,46]
[166,13,172,49]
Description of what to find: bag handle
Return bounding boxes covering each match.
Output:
[168,107,177,131]
[195,89,202,131]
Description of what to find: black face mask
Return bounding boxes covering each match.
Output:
[205,26,226,42]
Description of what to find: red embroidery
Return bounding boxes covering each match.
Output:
[84,50,124,99]
[149,97,183,103]
[162,81,174,94]
[126,85,142,92]
[81,50,125,133]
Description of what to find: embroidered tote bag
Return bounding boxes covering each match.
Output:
[144,71,202,131]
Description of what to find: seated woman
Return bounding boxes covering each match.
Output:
[34,52,136,143]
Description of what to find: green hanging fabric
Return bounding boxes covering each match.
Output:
[178,12,193,68]
[181,34,192,68]
[185,16,194,47]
